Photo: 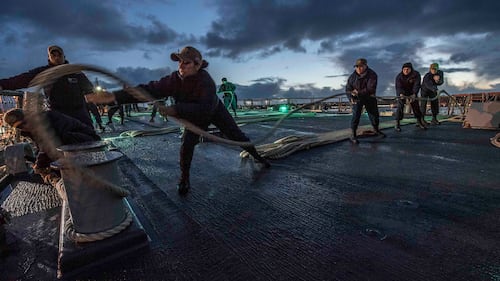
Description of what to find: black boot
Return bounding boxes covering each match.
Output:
[350,130,359,144]
[417,118,427,130]
[245,146,271,168]
[374,126,386,138]
[431,116,440,125]
[395,120,401,132]
[176,179,190,195]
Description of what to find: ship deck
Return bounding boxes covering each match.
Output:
[1,112,499,280]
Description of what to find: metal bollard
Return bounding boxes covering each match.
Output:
[54,141,129,236]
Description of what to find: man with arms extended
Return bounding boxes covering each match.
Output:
[86,46,270,195]
[0,45,96,129]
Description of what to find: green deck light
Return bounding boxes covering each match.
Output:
[279,104,288,113]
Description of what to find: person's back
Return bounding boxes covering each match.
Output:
[2,108,100,174]
[218,77,237,116]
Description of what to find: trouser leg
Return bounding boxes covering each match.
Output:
[364,97,380,131]
[212,102,270,166]
[179,130,200,182]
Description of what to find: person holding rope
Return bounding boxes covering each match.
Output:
[420,63,444,125]
[218,77,238,117]
[0,45,96,129]
[394,62,427,131]
[86,46,270,195]
[345,58,385,144]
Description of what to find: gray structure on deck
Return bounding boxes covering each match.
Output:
[1,113,499,280]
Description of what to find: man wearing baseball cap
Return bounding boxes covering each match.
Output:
[345,58,385,144]
[420,63,444,125]
[86,46,271,195]
[0,45,96,129]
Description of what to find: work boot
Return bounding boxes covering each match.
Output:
[349,130,359,144]
[176,179,190,195]
[431,117,440,125]
[375,129,386,138]
[149,117,155,123]
[253,154,271,168]
[417,118,428,130]
[395,120,401,132]
[245,146,271,168]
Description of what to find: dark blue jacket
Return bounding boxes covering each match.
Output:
[114,70,220,125]
[421,70,444,96]
[346,68,378,98]
[395,70,421,96]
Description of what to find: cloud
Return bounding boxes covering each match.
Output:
[90,66,171,90]
[1,0,498,98]
[0,0,179,50]
[203,0,500,95]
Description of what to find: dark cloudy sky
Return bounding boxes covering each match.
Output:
[1,0,499,99]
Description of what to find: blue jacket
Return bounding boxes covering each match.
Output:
[395,70,421,96]
[421,70,444,96]
[114,70,220,125]
[346,68,378,98]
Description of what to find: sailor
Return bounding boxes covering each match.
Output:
[394,62,427,131]
[0,45,96,129]
[3,108,101,180]
[218,77,238,117]
[345,58,385,144]
[86,46,270,195]
[420,63,444,125]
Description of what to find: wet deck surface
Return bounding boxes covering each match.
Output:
[1,112,499,280]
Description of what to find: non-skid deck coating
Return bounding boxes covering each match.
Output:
[1,114,499,281]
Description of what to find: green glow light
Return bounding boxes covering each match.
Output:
[279,105,288,113]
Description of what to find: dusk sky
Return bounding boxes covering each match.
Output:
[1,0,499,99]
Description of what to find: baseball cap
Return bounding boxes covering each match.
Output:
[47,45,64,55]
[430,63,439,70]
[170,46,202,64]
[354,58,367,67]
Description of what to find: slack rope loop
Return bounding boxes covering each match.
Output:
[29,64,255,147]
[29,63,351,147]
